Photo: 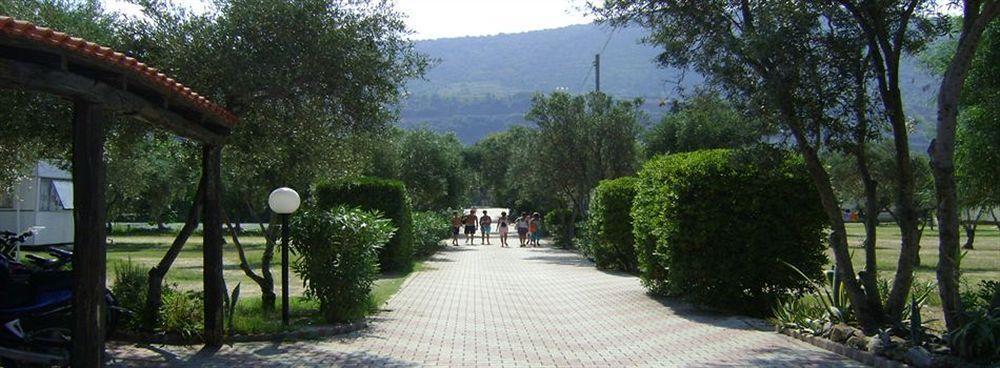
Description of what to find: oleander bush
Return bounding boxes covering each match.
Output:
[585,176,639,273]
[412,211,450,257]
[544,208,576,249]
[314,177,414,272]
[631,148,827,315]
[291,205,395,323]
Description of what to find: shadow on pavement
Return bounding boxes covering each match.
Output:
[111,340,420,367]
[699,345,860,367]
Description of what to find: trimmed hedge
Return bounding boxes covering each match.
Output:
[313,177,414,272]
[585,176,639,273]
[632,148,827,316]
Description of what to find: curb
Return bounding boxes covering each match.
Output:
[113,321,367,345]
[779,329,908,368]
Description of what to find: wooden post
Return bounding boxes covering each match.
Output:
[70,100,107,367]
[201,144,225,346]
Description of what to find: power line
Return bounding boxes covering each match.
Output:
[577,26,618,92]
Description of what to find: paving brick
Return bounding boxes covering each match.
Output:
[109,241,863,367]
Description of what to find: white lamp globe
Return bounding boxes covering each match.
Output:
[268,187,300,215]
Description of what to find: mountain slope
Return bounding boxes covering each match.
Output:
[400,23,939,146]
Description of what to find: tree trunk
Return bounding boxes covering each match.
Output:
[930,2,998,333]
[146,178,204,329]
[225,212,276,312]
[788,126,883,333]
[961,208,983,250]
[992,210,999,232]
[854,146,886,318]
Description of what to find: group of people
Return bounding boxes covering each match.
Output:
[450,209,542,247]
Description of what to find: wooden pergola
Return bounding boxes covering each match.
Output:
[0,16,237,366]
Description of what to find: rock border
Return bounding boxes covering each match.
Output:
[780,329,907,368]
[112,321,367,345]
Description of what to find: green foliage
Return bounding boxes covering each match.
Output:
[632,148,828,315]
[314,177,414,272]
[364,127,467,211]
[585,177,639,272]
[963,280,1000,313]
[526,91,642,215]
[947,308,1000,364]
[111,258,151,331]
[771,296,828,335]
[544,209,576,249]
[643,92,760,157]
[412,211,450,258]
[464,126,538,207]
[158,290,204,338]
[290,206,394,323]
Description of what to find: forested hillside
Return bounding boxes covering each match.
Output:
[400,23,941,146]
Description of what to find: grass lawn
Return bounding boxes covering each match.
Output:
[82,232,430,334]
[839,222,998,330]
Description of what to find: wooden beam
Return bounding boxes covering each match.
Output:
[70,100,107,367]
[201,144,225,346]
[0,57,229,144]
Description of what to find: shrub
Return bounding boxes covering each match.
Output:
[291,205,395,323]
[111,258,151,331]
[948,308,1000,364]
[585,177,639,272]
[632,148,827,315]
[313,177,414,272]
[412,211,449,257]
[543,209,577,249]
[159,289,203,338]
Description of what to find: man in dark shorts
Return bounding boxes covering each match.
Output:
[464,208,478,245]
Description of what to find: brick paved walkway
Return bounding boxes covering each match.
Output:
[110,242,862,367]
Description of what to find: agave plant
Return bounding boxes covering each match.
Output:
[771,295,828,335]
[785,261,854,325]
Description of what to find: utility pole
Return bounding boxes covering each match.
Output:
[594,54,601,92]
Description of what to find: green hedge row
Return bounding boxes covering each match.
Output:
[313,177,415,272]
[632,148,827,315]
[584,176,639,273]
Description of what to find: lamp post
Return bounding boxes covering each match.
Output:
[268,187,300,326]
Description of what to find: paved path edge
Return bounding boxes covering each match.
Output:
[780,329,906,367]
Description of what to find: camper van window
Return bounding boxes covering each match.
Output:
[38,178,64,211]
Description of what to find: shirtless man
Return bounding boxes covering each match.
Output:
[479,210,492,245]
[464,208,478,245]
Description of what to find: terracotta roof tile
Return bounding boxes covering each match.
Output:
[0,15,238,127]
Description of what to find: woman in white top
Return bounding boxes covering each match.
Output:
[515,212,530,247]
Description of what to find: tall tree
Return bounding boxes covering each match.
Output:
[525,91,641,230]
[362,127,467,211]
[925,1,998,331]
[592,0,934,331]
[125,0,428,309]
[827,0,944,324]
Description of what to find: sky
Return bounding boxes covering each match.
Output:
[103,0,594,40]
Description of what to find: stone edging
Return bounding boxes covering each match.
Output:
[113,321,367,345]
[780,329,907,368]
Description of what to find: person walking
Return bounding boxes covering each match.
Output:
[529,212,541,247]
[497,212,510,247]
[450,211,462,246]
[479,210,492,245]
[516,212,529,247]
[464,208,478,245]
